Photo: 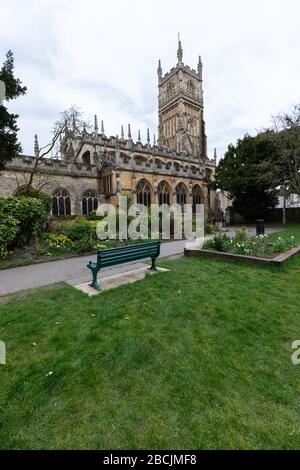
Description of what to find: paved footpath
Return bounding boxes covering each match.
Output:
[0,240,187,296]
[0,226,282,296]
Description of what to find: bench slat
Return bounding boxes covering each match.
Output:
[100,253,155,268]
[99,246,158,259]
[99,248,159,266]
[98,242,159,255]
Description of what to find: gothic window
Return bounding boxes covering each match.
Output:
[166,82,175,100]
[136,178,152,207]
[104,174,112,194]
[82,150,91,166]
[82,190,99,215]
[192,184,202,213]
[172,116,175,136]
[175,182,187,208]
[157,180,171,206]
[52,188,71,216]
[187,80,195,98]
[100,167,113,195]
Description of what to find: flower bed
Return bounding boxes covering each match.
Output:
[185,227,300,267]
[202,228,295,259]
[0,216,162,270]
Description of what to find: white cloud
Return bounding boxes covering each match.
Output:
[1,0,300,159]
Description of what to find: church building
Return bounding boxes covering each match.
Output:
[0,38,220,221]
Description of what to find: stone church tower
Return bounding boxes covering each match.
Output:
[157,36,207,159]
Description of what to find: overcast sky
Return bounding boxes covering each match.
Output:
[1,0,300,160]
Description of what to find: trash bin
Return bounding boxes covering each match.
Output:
[256,219,265,236]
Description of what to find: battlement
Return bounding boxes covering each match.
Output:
[68,131,215,166]
[6,154,99,178]
[160,63,200,85]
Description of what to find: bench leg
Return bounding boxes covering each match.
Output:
[90,268,100,290]
[150,257,158,272]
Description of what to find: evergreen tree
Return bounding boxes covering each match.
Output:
[213,134,278,221]
[0,51,26,171]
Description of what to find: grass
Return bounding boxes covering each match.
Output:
[0,225,300,449]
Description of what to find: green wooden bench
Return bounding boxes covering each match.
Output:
[87,241,161,290]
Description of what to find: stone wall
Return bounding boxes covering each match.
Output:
[0,158,100,216]
[266,208,300,224]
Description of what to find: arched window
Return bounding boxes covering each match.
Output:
[100,166,113,196]
[82,151,91,166]
[187,80,195,98]
[166,82,175,100]
[136,179,151,207]
[192,184,202,214]
[157,180,171,206]
[175,182,187,209]
[82,190,99,215]
[52,188,71,216]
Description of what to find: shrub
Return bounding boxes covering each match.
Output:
[0,196,49,257]
[54,218,99,253]
[205,223,221,234]
[89,209,99,220]
[15,187,52,213]
[61,218,94,241]
[213,234,230,252]
[0,214,19,258]
[203,234,230,252]
[72,238,95,253]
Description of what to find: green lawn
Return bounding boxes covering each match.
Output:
[0,225,300,450]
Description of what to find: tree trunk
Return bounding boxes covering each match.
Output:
[282,185,287,226]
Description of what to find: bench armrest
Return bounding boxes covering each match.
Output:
[87,261,97,270]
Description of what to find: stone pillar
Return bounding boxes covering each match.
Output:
[131,173,137,204]
[115,143,121,168]
[188,180,193,204]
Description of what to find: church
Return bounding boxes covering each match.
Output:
[0,38,222,221]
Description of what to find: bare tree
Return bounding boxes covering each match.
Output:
[24,106,87,189]
[271,104,300,195]
[262,104,300,225]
